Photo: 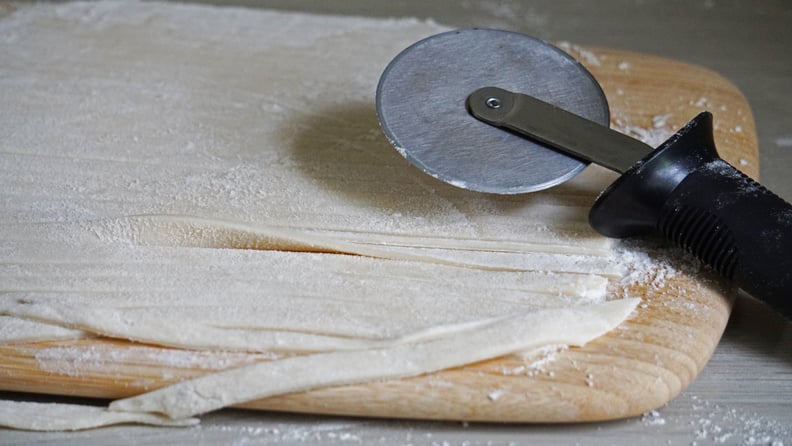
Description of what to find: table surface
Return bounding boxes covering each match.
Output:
[2,1,791,445]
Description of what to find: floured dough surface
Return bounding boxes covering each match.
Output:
[0,316,87,344]
[0,1,636,429]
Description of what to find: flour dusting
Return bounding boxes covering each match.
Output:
[612,117,674,148]
[776,136,792,148]
[557,41,602,66]
[640,396,791,446]
[641,409,666,426]
[35,345,277,378]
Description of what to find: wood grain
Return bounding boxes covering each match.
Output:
[0,46,757,422]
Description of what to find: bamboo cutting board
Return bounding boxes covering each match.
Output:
[0,45,757,422]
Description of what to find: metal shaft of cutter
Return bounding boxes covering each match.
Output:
[467,86,654,174]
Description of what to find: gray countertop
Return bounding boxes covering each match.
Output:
[2,1,791,445]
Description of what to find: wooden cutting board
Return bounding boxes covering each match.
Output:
[0,46,757,422]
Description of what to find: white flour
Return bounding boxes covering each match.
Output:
[641,395,791,446]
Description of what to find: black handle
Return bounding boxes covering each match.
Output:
[590,112,792,318]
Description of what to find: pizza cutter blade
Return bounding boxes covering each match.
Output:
[375,29,609,194]
[375,29,792,318]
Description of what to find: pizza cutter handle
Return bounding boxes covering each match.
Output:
[590,112,792,318]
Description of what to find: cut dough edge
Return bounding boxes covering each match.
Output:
[108,299,639,419]
[0,299,512,353]
[89,214,614,258]
[0,299,639,429]
[0,297,638,430]
[0,214,619,276]
[1,214,617,348]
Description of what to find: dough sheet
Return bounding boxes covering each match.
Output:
[0,1,636,430]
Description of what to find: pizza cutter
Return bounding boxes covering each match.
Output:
[376,29,792,318]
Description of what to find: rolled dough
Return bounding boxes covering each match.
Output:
[0,1,638,429]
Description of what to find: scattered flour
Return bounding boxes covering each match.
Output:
[200,419,366,444]
[613,240,681,289]
[652,113,673,129]
[557,41,602,66]
[640,396,790,445]
[775,136,792,148]
[641,409,667,426]
[692,97,710,108]
[501,344,567,377]
[612,116,674,148]
[486,389,507,401]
